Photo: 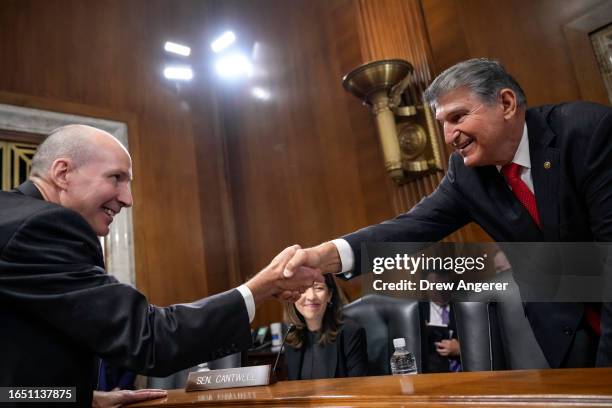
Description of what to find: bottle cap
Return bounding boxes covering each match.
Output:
[393,337,406,348]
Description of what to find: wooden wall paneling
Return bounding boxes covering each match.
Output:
[563,1,612,105]
[353,0,482,242]
[422,0,608,105]
[207,0,398,325]
[119,0,211,306]
[419,0,470,74]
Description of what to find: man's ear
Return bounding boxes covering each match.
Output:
[499,88,518,119]
[49,158,72,189]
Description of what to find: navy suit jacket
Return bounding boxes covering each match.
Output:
[343,102,612,368]
[0,181,252,407]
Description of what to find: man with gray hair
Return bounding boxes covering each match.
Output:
[284,58,612,369]
[0,124,321,407]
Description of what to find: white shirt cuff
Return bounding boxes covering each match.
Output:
[331,238,355,276]
[236,284,255,323]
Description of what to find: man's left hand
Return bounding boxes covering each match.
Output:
[92,389,168,408]
[434,339,460,357]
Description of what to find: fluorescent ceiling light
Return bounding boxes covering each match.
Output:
[251,87,271,100]
[163,66,193,81]
[164,41,191,57]
[215,54,253,78]
[211,31,236,53]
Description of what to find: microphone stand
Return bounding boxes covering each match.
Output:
[270,324,295,383]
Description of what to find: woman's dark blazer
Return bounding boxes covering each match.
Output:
[285,318,368,380]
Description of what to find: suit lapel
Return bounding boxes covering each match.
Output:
[526,110,560,241]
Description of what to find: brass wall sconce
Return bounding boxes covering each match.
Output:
[342,59,444,184]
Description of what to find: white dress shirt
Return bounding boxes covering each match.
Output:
[429,302,449,326]
[236,285,255,323]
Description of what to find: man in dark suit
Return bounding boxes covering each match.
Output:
[284,58,612,369]
[0,124,321,407]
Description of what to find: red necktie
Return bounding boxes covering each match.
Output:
[585,304,601,336]
[503,164,601,335]
[502,163,541,228]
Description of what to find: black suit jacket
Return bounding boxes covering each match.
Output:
[343,102,612,368]
[0,181,252,407]
[285,319,368,380]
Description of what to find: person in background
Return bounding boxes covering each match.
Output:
[420,270,461,373]
[283,274,368,380]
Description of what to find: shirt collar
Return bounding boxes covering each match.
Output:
[513,123,531,169]
[431,302,448,312]
[497,123,530,171]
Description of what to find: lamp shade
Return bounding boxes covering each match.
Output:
[342,59,413,103]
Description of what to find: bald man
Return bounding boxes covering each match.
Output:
[0,125,320,407]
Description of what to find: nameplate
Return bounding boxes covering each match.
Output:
[185,365,273,391]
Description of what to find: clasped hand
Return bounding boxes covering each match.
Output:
[246,245,324,304]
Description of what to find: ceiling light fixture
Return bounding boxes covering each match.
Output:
[211,31,236,53]
[164,41,191,57]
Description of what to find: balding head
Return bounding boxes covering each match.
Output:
[30,124,133,236]
[31,125,128,178]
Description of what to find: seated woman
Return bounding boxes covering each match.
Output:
[283,274,368,380]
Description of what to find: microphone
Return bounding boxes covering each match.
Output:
[272,324,295,375]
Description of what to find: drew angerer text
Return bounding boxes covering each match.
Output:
[373,279,508,293]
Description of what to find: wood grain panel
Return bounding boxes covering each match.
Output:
[354,0,484,243]
[422,0,609,105]
[131,367,612,407]
[206,0,400,325]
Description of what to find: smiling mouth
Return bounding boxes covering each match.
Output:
[103,207,118,218]
[453,138,473,150]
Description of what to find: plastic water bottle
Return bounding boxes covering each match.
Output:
[390,338,417,375]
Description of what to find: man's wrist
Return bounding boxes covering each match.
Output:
[236,284,255,323]
[244,276,271,307]
[316,241,342,274]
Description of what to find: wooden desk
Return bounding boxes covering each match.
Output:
[130,368,612,407]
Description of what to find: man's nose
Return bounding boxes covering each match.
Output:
[443,122,456,144]
[119,184,133,208]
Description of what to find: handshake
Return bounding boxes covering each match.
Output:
[245,242,343,304]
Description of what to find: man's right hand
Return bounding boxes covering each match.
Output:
[245,245,324,305]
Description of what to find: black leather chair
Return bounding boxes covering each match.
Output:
[453,270,549,371]
[343,294,422,375]
[453,302,505,371]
